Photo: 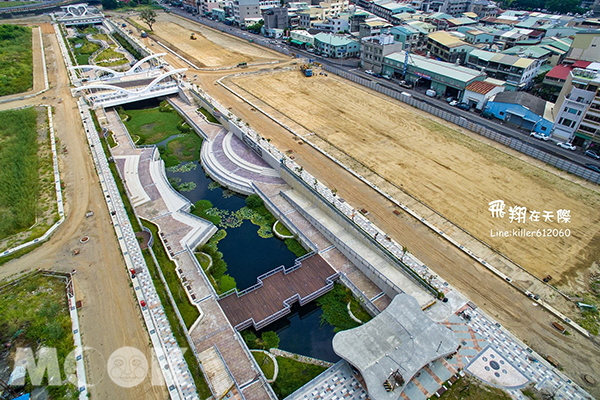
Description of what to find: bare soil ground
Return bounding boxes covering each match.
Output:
[0,22,167,400]
[227,69,600,286]
[130,12,285,68]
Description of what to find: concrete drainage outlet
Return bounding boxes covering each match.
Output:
[80,236,90,244]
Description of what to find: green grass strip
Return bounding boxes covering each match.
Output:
[0,25,33,96]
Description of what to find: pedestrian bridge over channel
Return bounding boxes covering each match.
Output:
[218,253,339,331]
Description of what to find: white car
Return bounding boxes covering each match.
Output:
[449,100,458,106]
[557,142,576,151]
[365,70,374,75]
[530,132,549,141]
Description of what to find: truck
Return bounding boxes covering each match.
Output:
[426,89,437,97]
[300,64,313,77]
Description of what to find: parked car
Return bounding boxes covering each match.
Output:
[400,91,412,98]
[530,132,549,141]
[449,100,458,107]
[365,70,374,75]
[585,164,600,173]
[398,80,412,88]
[457,103,470,111]
[425,89,437,97]
[446,96,455,103]
[374,73,383,78]
[557,142,576,151]
[382,74,391,80]
[585,149,600,159]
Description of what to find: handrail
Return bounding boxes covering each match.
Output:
[280,162,440,298]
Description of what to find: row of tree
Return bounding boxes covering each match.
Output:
[499,0,587,14]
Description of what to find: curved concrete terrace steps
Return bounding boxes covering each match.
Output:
[200,130,285,196]
[222,131,280,177]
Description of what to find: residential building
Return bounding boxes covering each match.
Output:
[446,17,477,29]
[262,7,290,30]
[358,19,392,38]
[389,25,421,50]
[211,7,226,20]
[361,34,404,73]
[313,32,360,57]
[426,30,475,64]
[468,0,497,18]
[313,13,350,32]
[543,61,592,102]
[290,29,315,46]
[553,65,600,146]
[464,28,494,44]
[564,30,600,64]
[372,1,414,20]
[461,79,505,110]
[440,0,470,17]
[200,0,220,15]
[466,49,541,90]
[382,50,486,99]
[232,0,261,25]
[349,9,371,32]
[484,91,555,134]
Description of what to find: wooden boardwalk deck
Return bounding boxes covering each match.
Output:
[218,254,339,330]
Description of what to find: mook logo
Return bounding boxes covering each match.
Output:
[9,346,170,389]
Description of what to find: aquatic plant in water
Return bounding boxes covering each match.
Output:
[208,181,221,191]
[167,161,197,173]
[178,182,197,192]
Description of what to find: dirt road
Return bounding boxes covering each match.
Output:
[0,22,167,400]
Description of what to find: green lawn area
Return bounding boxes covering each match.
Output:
[68,35,100,65]
[0,273,78,399]
[198,107,221,124]
[272,356,327,399]
[122,106,184,144]
[437,376,512,400]
[0,24,33,96]
[252,351,275,380]
[0,108,41,240]
[167,134,203,162]
[0,1,40,7]
[350,298,373,323]
[274,221,292,237]
[196,252,211,269]
[108,131,118,148]
[122,104,203,167]
[141,219,200,328]
[94,46,129,66]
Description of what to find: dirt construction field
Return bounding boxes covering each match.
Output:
[130,13,285,68]
[227,69,600,285]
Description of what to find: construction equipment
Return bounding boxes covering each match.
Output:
[300,64,313,77]
[190,32,197,40]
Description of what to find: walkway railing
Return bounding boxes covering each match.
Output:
[280,163,440,298]
[252,182,318,253]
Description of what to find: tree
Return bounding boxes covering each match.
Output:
[140,9,157,31]
[101,0,120,9]
[245,194,264,210]
[261,331,280,350]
